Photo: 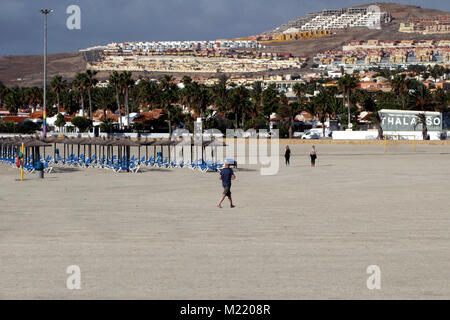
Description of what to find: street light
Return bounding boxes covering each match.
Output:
[40,9,53,138]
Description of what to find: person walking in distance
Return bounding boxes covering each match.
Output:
[284,145,291,166]
[310,145,317,167]
[217,161,236,208]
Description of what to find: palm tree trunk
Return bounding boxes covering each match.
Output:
[80,93,85,117]
[125,88,130,129]
[378,125,383,140]
[375,112,383,140]
[56,92,60,115]
[88,88,93,120]
[342,90,346,126]
[168,107,172,137]
[347,89,351,128]
[322,116,326,138]
[115,86,122,129]
[289,117,294,139]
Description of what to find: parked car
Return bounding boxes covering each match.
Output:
[301,130,320,139]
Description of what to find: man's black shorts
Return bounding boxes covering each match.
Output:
[223,186,231,196]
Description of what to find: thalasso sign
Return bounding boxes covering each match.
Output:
[379,110,442,131]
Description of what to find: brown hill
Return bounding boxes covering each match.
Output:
[359,2,447,20]
[0,52,86,87]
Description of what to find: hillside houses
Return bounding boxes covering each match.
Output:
[102,40,262,55]
[88,53,304,74]
[84,38,305,74]
[315,39,450,69]
[399,15,450,34]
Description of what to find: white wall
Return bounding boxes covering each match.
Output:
[383,131,442,141]
[333,130,445,140]
[332,131,378,140]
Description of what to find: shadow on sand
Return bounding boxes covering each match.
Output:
[140,168,173,172]
[234,167,258,172]
[51,167,81,173]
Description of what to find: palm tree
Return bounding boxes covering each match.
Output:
[414,113,428,140]
[159,75,178,135]
[229,85,250,128]
[240,95,255,128]
[50,76,67,115]
[100,118,115,137]
[277,102,301,138]
[180,81,195,114]
[73,73,87,116]
[303,101,318,123]
[3,89,23,115]
[338,74,359,128]
[413,84,432,111]
[327,96,344,121]
[128,80,140,114]
[250,81,263,117]
[84,70,98,120]
[93,86,114,119]
[120,71,134,129]
[23,88,32,108]
[292,82,307,106]
[192,83,211,120]
[432,88,449,113]
[390,74,410,109]
[24,87,42,109]
[261,83,280,120]
[146,80,161,109]
[109,71,122,129]
[211,74,229,114]
[313,89,330,138]
[182,75,192,86]
[0,80,5,107]
[429,65,445,81]
[368,107,384,140]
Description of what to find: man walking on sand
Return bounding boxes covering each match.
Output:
[217,161,236,208]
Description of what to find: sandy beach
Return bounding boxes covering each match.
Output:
[1,142,449,299]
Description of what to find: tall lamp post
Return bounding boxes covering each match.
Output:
[40,9,53,138]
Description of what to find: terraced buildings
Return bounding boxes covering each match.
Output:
[268,6,391,34]
[85,40,305,74]
[314,39,450,69]
[399,16,450,34]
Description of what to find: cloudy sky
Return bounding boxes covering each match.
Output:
[1,0,449,56]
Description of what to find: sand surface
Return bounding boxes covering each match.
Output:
[1,143,449,299]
